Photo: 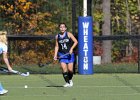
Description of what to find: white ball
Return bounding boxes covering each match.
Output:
[24,85,28,88]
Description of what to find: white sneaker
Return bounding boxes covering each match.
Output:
[63,83,70,87]
[0,89,8,95]
[69,80,73,87]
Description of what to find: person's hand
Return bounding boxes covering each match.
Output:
[53,56,57,60]
[69,49,73,54]
[7,67,12,72]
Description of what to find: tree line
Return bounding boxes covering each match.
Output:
[0,0,139,65]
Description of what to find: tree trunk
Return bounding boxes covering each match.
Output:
[126,0,133,56]
[102,0,112,63]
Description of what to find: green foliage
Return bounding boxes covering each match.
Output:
[0,0,71,65]
[9,40,56,65]
[0,0,140,64]
[111,0,139,34]
[0,0,60,34]
[110,0,139,62]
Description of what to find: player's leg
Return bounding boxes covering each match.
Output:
[59,52,74,87]
[67,63,74,87]
[67,53,75,87]
[0,83,8,95]
[60,62,70,87]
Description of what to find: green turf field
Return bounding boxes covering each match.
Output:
[1,74,140,100]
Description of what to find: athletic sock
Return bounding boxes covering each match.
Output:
[63,72,70,83]
[68,71,73,80]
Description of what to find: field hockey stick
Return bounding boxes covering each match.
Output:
[0,67,29,77]
[53,53,70,61]
[57,53,70,59]
[38,53,70,67]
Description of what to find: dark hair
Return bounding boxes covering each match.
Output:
[59,23,67,28]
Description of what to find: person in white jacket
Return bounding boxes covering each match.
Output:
[0,31,15,95]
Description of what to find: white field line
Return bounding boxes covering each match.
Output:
[0,94,69,97]
[6,85,140,88]
[1,86,140,97]
[1,91,140,98]
[2,93,140,97]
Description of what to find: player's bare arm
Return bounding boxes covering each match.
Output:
[54,35,59,60]
[2,52,12,71]
[68,32,78,54]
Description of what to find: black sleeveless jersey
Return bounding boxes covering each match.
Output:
[57,32,73,53]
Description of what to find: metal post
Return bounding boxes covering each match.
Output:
[83,0,87,17]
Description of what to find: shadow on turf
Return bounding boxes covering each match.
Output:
[46,85,63,87]
[113,74,140,93]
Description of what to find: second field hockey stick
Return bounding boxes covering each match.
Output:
[38,53,70,67]
[0,67,30,77]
